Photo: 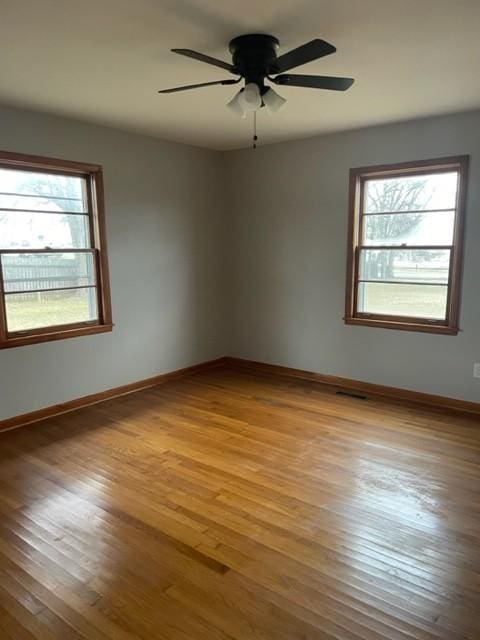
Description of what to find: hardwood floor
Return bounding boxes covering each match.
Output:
[0,364,479,640]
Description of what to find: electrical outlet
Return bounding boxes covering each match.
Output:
[474,363,480,379]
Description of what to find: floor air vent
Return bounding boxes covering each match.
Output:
[336,390,367,400]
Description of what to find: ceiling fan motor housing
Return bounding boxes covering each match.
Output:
[229,34,280,89]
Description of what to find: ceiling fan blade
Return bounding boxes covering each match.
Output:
[158,79,240,94]
[273,74,354,91]
[270,39,336,74]
[171,48,236,73]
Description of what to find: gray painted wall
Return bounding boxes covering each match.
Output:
[0,106,227,420]
[1,106,479,420]
[225,111,480,402]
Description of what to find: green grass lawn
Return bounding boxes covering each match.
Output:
[360,282,447,319]
[5,294,95,331]
[5,282,446,332]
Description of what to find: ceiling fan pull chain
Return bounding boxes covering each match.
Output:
[253,110,258,149]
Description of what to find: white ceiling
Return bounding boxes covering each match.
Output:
[1,1,480,150]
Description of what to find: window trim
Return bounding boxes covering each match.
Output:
[344,155,469,335]
[0,150,113,349]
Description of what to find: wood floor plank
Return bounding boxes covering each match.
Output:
[0,365,479,639]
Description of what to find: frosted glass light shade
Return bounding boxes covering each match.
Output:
[262,87,287,113]
[240,83,262,111]
[226,90,247,118]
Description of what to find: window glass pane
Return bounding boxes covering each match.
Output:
[2,252,96,292]
[0,168,86,213]
[5,287,98,332]
[359,249,450,284]
[0,211,90,249]
[364,172,458,213]
[363,211,455,246]
[357,282,448,319]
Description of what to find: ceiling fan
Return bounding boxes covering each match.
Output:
[158,34,354,117]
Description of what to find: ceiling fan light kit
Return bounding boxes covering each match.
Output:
[241,83,263,110]
[159,33,354,144]
[226,89,247,118]
[262,87,287,114]
[226,84,286,119]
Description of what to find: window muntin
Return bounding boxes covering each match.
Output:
[0,152,112,348]
[0,168,87,212]
[363,172,458,213]
[0,210,91,249]
[345,157,468,334]
[363,211,456,246]
[2,252,96,293]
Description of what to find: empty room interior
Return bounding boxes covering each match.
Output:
[1,1,480,638]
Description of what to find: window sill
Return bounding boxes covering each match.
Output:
[0,324,114,349]
[344,316,459,335]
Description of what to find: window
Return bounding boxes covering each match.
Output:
[0,151,112,348]
[345,156,468,334]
